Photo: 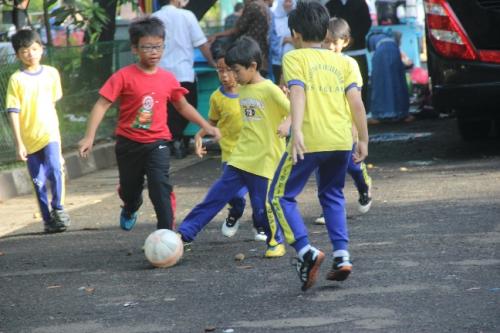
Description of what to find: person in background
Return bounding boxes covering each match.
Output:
[325,0,372,108]
[153,0,216,159]
[269,0,296,84]
[12,0,30,31]
[6,29,70,233]
[224,2,244,30]
[209,0,270,76]
[367,30,413,124]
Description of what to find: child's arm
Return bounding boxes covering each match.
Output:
[289,85,307,163]
[172,97,221,141]
[194,120,217,158]
[346,88,369,163]
[8,113,27,161]
[78,96,113,158]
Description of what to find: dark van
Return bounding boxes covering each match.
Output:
[424,0,500,139]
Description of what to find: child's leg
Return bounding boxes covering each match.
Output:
[223,163,247,220]
[270,152,319,253]
[243,172,283,246]
[115,137,146,214]
[145,140,174,229]
[26,149,50,223]
[43,142,65,211]
[178,165,245,242]
[227,187,247,220]
[347,144,371,194]
[317,151,351,252]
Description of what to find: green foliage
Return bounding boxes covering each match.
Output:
[49,0,109,44]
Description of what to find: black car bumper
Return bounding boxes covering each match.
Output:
[428,47,500,117]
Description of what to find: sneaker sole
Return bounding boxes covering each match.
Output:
[326,265,352,281]
[302,251,325,291]
[358,200,372,214]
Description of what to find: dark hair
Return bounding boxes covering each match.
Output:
[128,16,165,46]
[234,2,244,12]
[328,17,351,41]
[288,1,330,42]
[213,46,226,62]
[11,29,43,53]
[225,36,262,70]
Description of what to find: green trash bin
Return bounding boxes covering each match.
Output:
[183,65,220,137]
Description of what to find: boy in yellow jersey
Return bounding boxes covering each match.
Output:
[314,17,373,225]
[268,2,369,291]
[6,29,70,233]
[194,50,266,241]
[178,36,289,258]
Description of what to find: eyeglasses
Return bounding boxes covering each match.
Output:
[216,67,233,74]
[138,45,164,53]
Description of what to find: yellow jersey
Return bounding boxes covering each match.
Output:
[6,65,62,154]
[208,86,242,162]
[283,48,360,152]
[228,80,290,179]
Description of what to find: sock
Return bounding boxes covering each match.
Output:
[333,249,349,258]
[298,245,311,261]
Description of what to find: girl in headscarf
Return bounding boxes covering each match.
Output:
[269,0,296,84]
[367,31,413,123]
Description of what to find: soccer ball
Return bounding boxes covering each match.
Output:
[144,229,183,268]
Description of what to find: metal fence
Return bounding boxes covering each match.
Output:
[0,40,134,164]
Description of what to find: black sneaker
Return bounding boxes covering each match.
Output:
[294,249,325,291]
[44,219,66,234]
[358,191,372,214]
[51,209,71,227]
[326,256,352,281]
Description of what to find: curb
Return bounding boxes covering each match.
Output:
[0,142,116,202]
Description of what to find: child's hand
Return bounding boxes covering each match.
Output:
[205,126,221,142]
[277,119,291,138]
[291,130,306,164]
[353,141,368,163]
[16,143,27,161]
[78,136,94,158]
[194,133,207,158]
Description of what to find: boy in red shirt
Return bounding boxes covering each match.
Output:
[79,16,220,231]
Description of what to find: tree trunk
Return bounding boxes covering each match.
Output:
[96,0,118,42]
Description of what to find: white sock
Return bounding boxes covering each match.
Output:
[298,245,311,261]
[333,249,349,258]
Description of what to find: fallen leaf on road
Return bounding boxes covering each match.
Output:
[0,252,4,256]
[205,326,216,332]
[33,212,40,219]
[47,285,62,289]
[123,302,137,307]
[234,253,245,261]
[400,167,409,172]
[92,200,102,204]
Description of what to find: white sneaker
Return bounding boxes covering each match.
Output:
[314,215,325,225]
[253,227,267,242]
[221,217,240,237]
[358,191,373,214]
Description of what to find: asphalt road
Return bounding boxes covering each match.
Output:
[1,117,499,333]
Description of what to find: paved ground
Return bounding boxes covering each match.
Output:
[0,117,499,333]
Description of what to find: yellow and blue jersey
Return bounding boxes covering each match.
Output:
[6,65,62,154]
[208,86,242,162]
[283,48,360,152]
[228,80,290,179]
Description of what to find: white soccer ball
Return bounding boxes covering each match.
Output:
[144,229,183,268]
